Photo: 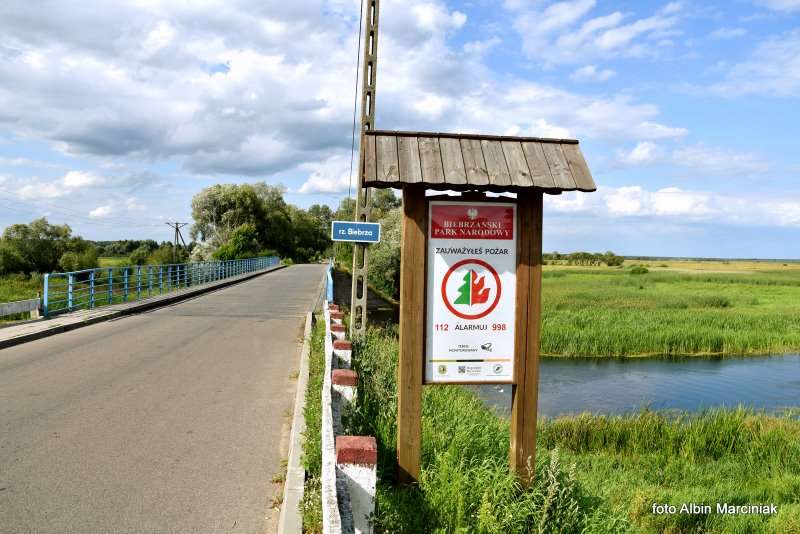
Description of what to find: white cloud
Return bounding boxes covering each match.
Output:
[16,181,64,199]
[463,37,501,56]
[125,197,146,211]
[616,142,771,176]
[755,0,800,12]
[298,155,352,194]
[709,29,800,97]
[672,144,772,175]
[62,170,103,188]
[546,185,800,227]
[710,27,747,39]
[570,64,616,82]
[506,1,684,65]
[89,205,113,218]
[605,186,645,216]
[618,141,662,164]
[0,156,63,169]
[0,0,688,189]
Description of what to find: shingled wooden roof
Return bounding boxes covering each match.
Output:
[362,130,596,194]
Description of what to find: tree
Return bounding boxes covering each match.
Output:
[191,183,294,257]
[288,207,329,263]
[370,189,401,220]
[2,218,73,273]
[213,223,260,260]
[367,207,402,299]
[0,241,28,274]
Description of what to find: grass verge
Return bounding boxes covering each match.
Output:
[347,327,800,533]
[300,317,325,533]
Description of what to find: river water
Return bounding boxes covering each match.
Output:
[471,354,800,417]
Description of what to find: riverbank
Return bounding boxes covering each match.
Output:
[335,326,800,533]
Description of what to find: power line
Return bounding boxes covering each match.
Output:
[165,222,189,263]
[347,0,366,202]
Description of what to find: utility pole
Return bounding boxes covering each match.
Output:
[165,222,188,263]
[350,0,380,338]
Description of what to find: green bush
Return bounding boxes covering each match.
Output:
[129,245,151,265]
[213,223,260,261]
[148,245,184,265]
[58,247,99,271]
[630,265,649,275]
[0,241,28,274]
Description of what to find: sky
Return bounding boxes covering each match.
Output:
[0,0,798,258]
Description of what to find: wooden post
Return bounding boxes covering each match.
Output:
[397,186,426,483]
[510,190,543,485]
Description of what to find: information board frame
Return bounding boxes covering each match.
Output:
[424,197,518,385]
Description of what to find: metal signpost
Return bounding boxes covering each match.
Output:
[331,221,381,244]
[426,201,517,383]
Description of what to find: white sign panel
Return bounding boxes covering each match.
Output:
[425,201,517,383]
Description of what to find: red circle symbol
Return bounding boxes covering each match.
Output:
[441,258,502,320]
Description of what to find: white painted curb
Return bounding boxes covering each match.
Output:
[277,311,314,534]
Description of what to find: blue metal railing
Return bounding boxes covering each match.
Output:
[326,259,334,303]
[43,256,281,317]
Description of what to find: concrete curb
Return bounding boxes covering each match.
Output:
[0,264,286,351]
[278,310,314,534]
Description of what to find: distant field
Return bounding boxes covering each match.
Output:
[542,260,800,357]
[624,258,800,273]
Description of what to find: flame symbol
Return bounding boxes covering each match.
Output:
[471,271,490,304]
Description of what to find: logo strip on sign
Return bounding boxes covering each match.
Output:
[425,200,517,384]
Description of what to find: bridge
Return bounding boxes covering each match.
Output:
[0,264,326,533]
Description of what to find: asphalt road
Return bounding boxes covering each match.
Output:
[0,264,326,534]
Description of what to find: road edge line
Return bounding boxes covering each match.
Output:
[0,264,287,351]
[278,310,314,534]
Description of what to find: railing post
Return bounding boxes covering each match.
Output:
[89,270,96,309]
[148,266,153,295]
[68,273,74,311]
[108,268,113,304]
[137,266,142,300]
[123,268,129,302]
[167,265,172,291]
[159,266,163,294]
[43,273,50,317]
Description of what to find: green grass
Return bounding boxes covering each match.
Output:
[0,274,42,321]
[301,318,325,533]
[541,266,800,356]
[0,273,41,303]
[346,327,800,533]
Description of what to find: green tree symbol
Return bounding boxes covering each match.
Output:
[454,271,471,305]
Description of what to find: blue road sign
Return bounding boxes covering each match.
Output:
[331,221,381,243]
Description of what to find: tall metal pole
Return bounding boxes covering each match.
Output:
[350,0,380,338]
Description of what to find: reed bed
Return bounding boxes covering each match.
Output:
[541,267,800,356]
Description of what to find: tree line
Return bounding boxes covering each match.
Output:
[544,251,624,266]
[1,182,625,289]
